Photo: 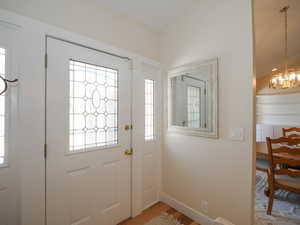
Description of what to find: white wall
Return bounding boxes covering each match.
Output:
[0,8,161,225]
[0,0,160,61]
[257,93,300,126]
[160,1,254,225]
[256,124,292,142]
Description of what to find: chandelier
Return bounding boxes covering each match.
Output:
[269,6,300,89]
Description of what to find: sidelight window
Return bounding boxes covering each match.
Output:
[145,79,155,140]
[0,47,6,164]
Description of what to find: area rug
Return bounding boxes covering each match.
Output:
[255,171,300,225]
[144,213,184,225]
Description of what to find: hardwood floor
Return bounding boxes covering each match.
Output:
[118,202,200,225]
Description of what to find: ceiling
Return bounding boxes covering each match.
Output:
[95,0,200,31]
[94,0,300,77]
[255,0,300,77]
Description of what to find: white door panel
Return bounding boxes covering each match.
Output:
[46,38,131,225]
[132,63,161,210]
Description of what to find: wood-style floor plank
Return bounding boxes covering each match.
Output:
[118,202,200,225]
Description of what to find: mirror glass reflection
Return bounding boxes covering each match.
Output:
[170,72,209,129]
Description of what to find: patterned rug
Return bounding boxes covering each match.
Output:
[145,213,184,225]
[143,208,223,225]
[255,171,300,225]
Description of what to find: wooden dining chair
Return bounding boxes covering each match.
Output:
[282,127,300,139]
[266,136,300,215]
[282,127,300,170]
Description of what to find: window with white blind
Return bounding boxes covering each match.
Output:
[145,79,154,140]
[0,47,6,165]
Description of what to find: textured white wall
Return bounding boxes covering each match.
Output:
[160,1,254,225]
[0,0,160,61]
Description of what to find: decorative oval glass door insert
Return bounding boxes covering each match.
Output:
[69,60,118,152]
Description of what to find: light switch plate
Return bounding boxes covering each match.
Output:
[229,128,244,141]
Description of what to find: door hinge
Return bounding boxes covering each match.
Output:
[44,53,48,69]
[44,143,47,159]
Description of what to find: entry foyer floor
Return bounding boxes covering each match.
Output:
[118,202,200,225]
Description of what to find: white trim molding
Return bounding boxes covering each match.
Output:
[160,192,223,225]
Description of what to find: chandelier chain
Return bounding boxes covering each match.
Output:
[269,5,300,89]
[281,6,289,76]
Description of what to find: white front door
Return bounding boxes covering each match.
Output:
[46,38,132,225]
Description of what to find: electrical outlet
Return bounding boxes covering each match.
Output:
[201,200,208,213]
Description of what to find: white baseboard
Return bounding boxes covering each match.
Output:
[143,200,160,211]
[159,192,223,225]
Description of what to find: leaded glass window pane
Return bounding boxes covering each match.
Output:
[69,60,118,152]
[145,79,154,140]
[187,86,200,128]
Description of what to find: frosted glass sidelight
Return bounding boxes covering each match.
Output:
[145,79,154,140]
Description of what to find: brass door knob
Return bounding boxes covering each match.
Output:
[124,149,133,156]
[124,124,133,131]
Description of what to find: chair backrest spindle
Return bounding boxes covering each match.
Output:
[265,136,300,215]
[266,136,300,178]
[282,127,300,139]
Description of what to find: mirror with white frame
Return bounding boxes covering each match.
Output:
[168,59,218,138]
